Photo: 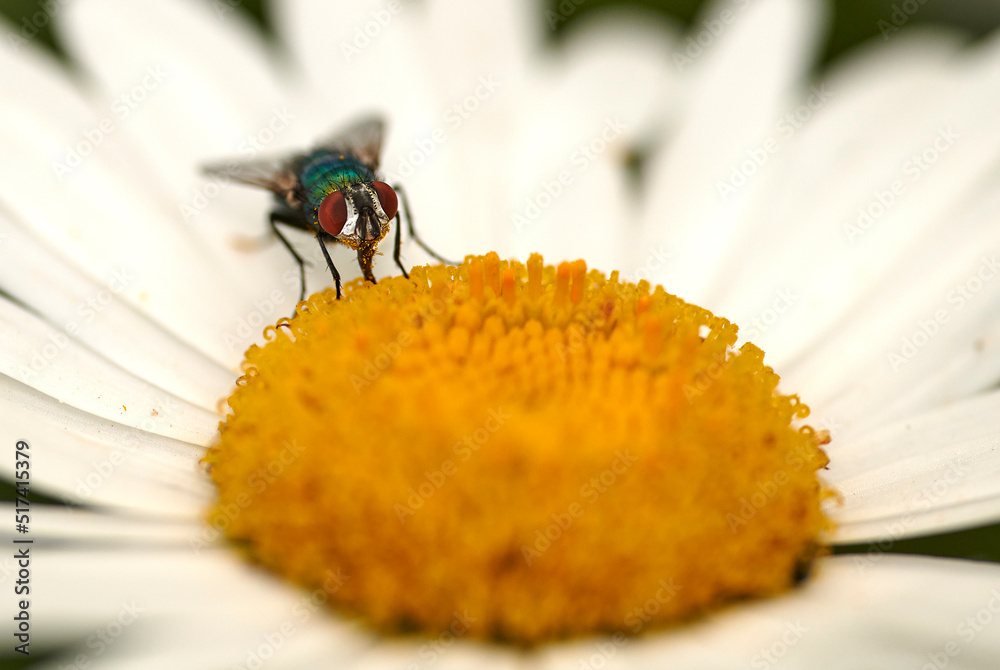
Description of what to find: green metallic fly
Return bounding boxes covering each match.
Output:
[204,116,453,301]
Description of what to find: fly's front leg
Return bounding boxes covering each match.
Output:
[392,212,409,279]
[393,184,460,266]
[316,234,343,299]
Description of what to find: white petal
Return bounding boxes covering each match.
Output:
[37,552,1000,669]
[824,389,1000,544]
[0,31,293,368]
[423,0,538,104]
[60,0,312,192]
[792,187,1000,435]
[0,15,102,127]
[336,638,522,670]
[0,503,199,546]
[540,555,1000,669]
[704,31,962,321]
[0,377,210,514]
[0,295,219,445]
[507,12,679,270]
[554,8,681,132]
[510,154,631,272]
[639,0,825,301]
[29,545,375,668]
[717,31,1000,382]
[276,0,432,125]
[16,512,377,668]
[0,211,234,411]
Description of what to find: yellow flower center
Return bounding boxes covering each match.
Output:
[206,253,829,644]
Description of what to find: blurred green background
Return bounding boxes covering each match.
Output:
[2,0,1000,66]
[0,0,998,607]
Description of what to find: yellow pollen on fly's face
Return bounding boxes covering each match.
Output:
[205,252,830,645]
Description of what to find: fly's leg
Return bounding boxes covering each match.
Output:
[392,212,409,279]
[270,211,311,303]
[393,184,460,269]
[316,234,343,299]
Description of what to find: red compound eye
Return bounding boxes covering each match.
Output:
[318,191,348,235]
[371,181,398,219]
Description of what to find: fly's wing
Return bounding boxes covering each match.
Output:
[313,116,385,170]
[200,116,385,201]
[201,154,301,204]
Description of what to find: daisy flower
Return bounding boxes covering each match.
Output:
[1,0,999,667]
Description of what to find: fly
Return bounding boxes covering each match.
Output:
[203,116,452,301]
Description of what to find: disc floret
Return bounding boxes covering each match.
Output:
[207,252,829,644]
